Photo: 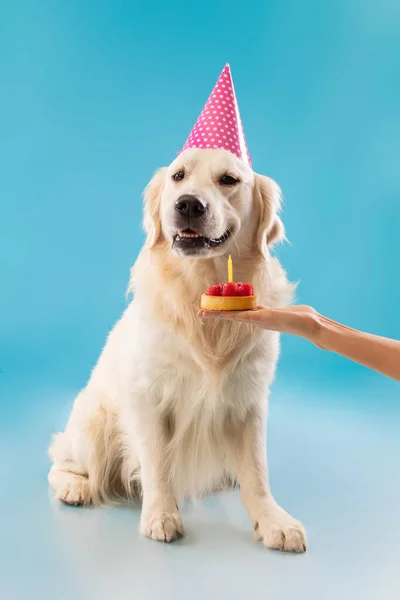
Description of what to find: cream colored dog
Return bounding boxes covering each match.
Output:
[48,148,307,552]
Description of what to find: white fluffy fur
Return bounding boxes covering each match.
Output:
[48,148,307,551]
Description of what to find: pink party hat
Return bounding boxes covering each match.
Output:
[180,64,251,166]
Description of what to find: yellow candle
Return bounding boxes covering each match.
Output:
[228,254,233,283]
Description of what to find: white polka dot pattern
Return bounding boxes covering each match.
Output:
[180,64,251,165]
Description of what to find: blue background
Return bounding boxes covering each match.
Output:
[1,1,399,599]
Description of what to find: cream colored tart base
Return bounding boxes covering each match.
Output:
[200,294,257,311]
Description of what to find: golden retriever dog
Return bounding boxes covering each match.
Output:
[48,147,307,552]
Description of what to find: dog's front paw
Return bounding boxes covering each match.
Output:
[254,506,307,553]
[140,511,184,543]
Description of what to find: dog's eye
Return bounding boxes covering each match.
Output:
[220,174,239,186]
[173,170,185,182]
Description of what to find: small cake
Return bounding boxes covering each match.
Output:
[200,281,257,311]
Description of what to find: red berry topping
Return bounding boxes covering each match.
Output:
[206,283,223,296]
[222,282,238,296]
[236,282,244,296]
[236,282,254,296]
[205,282,254,297]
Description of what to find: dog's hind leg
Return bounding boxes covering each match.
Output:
[48,389,122,506]
[48,463,91,506]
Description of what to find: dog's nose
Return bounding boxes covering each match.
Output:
[175,195,208,219]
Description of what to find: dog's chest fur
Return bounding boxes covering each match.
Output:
[114,250,292,499]
[127,316,275,500]
[128,248,290,411]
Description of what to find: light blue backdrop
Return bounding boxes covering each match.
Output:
[1,3,400,600]
[1,0,399,387]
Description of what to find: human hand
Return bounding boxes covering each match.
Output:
[199,305,400,381]
[198,305,320,342]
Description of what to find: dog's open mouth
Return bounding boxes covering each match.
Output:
[173,228,232,251]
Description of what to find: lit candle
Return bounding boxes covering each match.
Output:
[228,254,233,283]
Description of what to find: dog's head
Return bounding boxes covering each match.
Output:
[143,148,284,260]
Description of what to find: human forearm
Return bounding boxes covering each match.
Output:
[311,314,400,381]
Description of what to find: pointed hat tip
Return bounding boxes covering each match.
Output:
[179,61,251,165]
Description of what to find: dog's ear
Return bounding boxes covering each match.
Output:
[143,167,167,249]
[254,173,285,260]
